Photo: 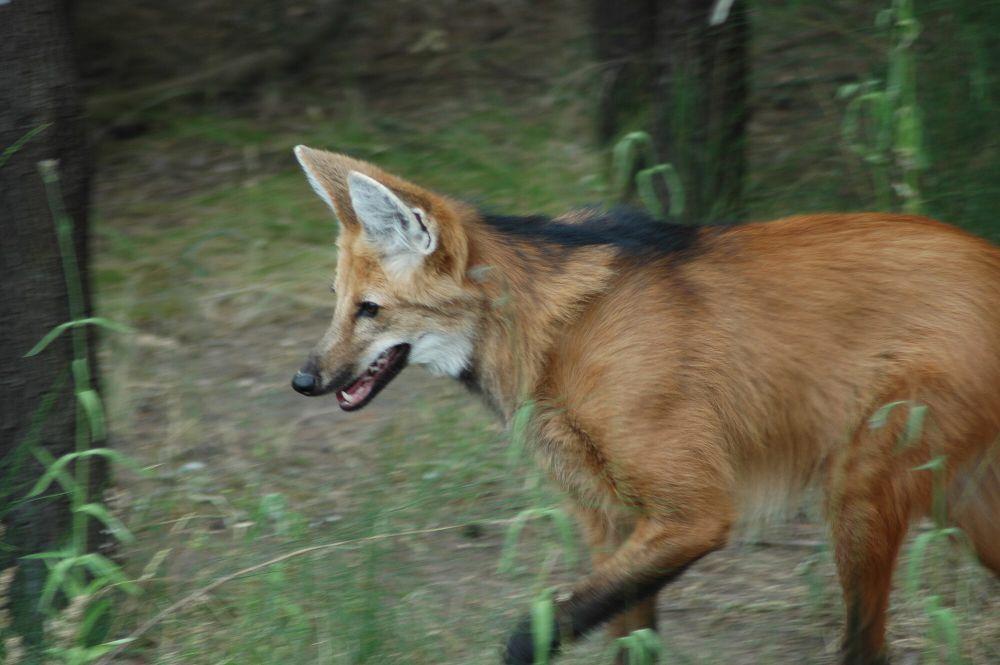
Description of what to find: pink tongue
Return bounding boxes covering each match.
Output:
[340,376,375,406]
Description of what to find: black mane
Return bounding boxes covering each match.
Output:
[480,207,702,258]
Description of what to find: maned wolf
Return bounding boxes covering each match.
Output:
[289,146,1000,665]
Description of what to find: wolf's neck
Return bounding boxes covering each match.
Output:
[461,221,616,421]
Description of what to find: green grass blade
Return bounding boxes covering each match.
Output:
[27,448,139,498]
[507,400,536,467]
[26,453,80,498]
[76,389,107,442]
[612,132,656,201]
[499,508,541,573]
[78,596,112,645]
[868,400,908,429]
[75,502,135,544]
[636,167,666,220]
[22,550,73,561]
[637,164,685,221]
[530,590,555,665]
[543,508,578,569]
[0,124,50,169]
[925,596,967,665]
[616,628,662,665]
[913,455,946,473]
[38,556,78,611]
[905,528,942,598]
[79,553,139,595]
[901,404,927,448]
[24,317,134,358]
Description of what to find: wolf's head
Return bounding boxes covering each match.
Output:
[289,146,478,410]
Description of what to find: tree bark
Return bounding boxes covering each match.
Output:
[591,0,659,144]
[0,0,99,652]
[651,0,749,222]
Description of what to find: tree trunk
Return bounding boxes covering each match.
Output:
[591,0,659,144]
[0,0,99,652]
[651,0,749,222]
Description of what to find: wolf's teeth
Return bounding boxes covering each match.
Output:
[341,392,354,405]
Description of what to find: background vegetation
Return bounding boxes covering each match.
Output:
[2,0,998,663]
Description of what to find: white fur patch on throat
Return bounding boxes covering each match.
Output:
[410,331,473,377]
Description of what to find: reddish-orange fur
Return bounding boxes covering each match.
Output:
[292,148,1000,665]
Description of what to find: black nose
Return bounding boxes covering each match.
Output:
[291,371,318,395]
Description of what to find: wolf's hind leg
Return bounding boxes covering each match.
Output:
[829,487,909,665]
[827,393,936,665]
[949,448,1000,576]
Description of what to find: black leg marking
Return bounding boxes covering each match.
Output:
[841,598,890,665]
[502,614,561,665]
[564,562,691,639]
[502,561,696,664]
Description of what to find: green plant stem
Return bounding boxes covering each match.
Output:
[37,160,96,559]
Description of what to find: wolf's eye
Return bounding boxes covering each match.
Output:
[357,301,380,318]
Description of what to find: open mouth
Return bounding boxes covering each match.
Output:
[335,343,410,411]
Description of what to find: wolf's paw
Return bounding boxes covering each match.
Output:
[502,614,561,664]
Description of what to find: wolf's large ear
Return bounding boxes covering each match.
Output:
[347,171,436,261]
[294,145,342,217]
[295,145,357,226]
[294,145,460,274]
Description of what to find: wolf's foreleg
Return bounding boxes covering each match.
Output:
[502,514,731,664]
[574,506,659,663]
